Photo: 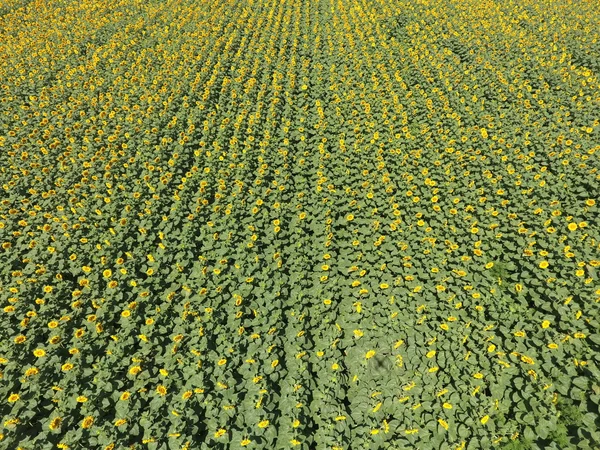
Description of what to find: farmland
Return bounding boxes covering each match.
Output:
[0,0,599,448]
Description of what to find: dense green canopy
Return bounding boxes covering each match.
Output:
[0,0,599,448]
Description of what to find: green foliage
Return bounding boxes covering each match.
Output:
[0,0,599,449]
[502,438,533,450]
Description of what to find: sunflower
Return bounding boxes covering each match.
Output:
[438,419,449,430]
[49,417,62,431]
[81,416,94,429]
[156,385,167,396]
[25,367,39,377]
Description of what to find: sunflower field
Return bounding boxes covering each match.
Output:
[0,0,599,448]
